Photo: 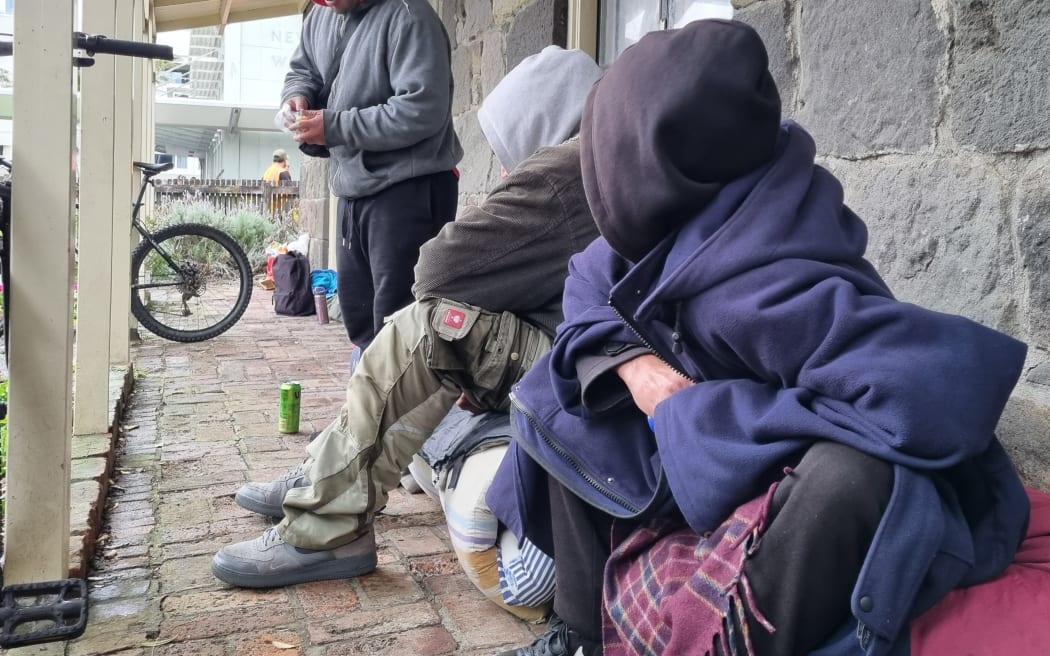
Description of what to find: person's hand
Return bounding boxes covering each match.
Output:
[286,96,310,113]
[455,393,484,415]
[291,109,327,145]
[277,96,310,129]
[615,354,692,417]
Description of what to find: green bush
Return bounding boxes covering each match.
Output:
[150,200,299,274]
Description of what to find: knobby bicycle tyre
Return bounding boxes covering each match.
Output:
[131,223,252,342]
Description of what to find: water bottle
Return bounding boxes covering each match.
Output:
[313,287,330,324]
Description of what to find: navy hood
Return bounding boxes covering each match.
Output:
[580,19,781,262]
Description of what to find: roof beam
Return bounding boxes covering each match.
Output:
[157,5,300,31]
[218,0,233,33]
[227,106,241,133]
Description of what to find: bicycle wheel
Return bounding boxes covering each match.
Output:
[131,223,253,342]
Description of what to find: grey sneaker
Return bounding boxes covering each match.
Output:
[212,526,378,588]
[234,463,310,518]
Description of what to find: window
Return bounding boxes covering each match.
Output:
[597,0,732,65]
[2,0,12,16]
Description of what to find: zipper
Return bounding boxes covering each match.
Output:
[610,297,692,381]
[671,303,684,354]
[509,390,642,515]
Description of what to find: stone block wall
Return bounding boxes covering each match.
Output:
[297,155,332,271]
[435,0,567,205]
[732,0,1050,484]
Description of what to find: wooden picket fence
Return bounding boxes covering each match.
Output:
[153,179,300,222]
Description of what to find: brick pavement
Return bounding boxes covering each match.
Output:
[7,287,544,655]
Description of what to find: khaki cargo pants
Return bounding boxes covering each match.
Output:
[278,298,551,550]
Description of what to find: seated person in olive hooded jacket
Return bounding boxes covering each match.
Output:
[212,46,602,590]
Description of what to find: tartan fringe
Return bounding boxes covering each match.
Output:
[604,485,781,656]
[709,570,774,656]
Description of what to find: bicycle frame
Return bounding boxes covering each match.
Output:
[128,167,187,293]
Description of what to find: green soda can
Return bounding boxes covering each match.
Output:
[278,382,301,434]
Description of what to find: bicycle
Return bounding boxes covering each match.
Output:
[128,161,253,342]
[0,40,253,345]
[0,30,249,649]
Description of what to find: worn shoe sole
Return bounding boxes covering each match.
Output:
[211,551,378,588]
[233,489,285,519]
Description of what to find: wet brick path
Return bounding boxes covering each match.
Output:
[5,287,542,655]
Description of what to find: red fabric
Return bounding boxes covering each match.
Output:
[602,486,777,656]
[911,487,1050,655]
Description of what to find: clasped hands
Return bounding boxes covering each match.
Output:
[616,354,693,418]
[282,96,327,146]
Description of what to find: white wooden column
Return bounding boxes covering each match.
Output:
[110,0,135,363]
[6,0,77,583]
[126,0,147,336]
[74,0,118,436]
[134,2,152,223]
[328,191,339,268]
[131,0,145,196]
[144,9,156,195]
[567,0,598,59]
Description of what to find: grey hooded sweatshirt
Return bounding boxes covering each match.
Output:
[283,0,463,199]
[412,46,603,335]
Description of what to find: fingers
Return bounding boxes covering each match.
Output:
[290,112,325,144]
[286,96,309,112]
[455,393,484,415]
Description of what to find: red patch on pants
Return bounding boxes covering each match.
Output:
[443,309,466,329]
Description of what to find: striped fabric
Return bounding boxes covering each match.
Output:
[497,531,557,607]
[440,446,506,553]
[432,443,554,620]
[603,485,778,656]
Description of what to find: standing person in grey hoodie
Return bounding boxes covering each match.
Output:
[282,0,462,354]
[212,46,603,589]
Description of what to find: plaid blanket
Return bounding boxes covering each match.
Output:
[603,484,778,656]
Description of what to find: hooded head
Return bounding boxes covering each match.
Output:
[478,46,602,174]
[580,19,781,262]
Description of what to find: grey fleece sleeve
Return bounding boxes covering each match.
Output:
[324,15,452,151]
[281,13,324,107]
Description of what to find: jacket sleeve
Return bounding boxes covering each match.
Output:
[324,15,452,151]
[544,239,648,416]
[654,266,1028,532]
[413,173,562,311]
[413,146,599,317]
[281,13,324,107]
[576,345,649,413]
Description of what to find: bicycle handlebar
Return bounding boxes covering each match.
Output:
[0,33,173,61]
[75,33,174,61]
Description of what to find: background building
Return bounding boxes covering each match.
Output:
[154,14,303,180]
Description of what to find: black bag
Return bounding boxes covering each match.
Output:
[299,142,331,158]
[272,252,315,316]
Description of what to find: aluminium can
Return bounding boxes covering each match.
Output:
[278,382,301,434]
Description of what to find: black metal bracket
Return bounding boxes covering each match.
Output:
[0,578,89,648]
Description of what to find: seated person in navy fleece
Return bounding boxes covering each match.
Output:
[489,19,1030,656]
